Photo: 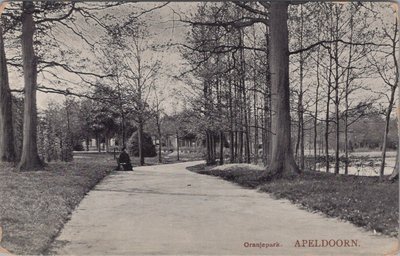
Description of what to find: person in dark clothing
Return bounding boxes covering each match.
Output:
[116,147,133,171]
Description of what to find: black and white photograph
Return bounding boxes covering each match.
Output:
[0,0,398,255]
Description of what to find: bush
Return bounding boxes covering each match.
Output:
[73,143,85,151]
[128,131,157,157]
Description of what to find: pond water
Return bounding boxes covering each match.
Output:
[315,156,396,176]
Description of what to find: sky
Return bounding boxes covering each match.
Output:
[1,1,398,115]
[4,2,199,113]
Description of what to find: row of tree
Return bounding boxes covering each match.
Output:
[0,1,398,181]
[0,1,177,169]
[178,2,398,179]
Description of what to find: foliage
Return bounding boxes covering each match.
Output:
[128,131,157,157]
[37,100,75,162]
[349,115,398,150]
[76,90,121,151]
[162,111,199,139]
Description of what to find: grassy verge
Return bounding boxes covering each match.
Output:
[187,163,399,237]
[0,155,114,255]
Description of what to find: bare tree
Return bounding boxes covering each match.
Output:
[122,33,160,166]
[154,92,164,163]
[369,15,399,179]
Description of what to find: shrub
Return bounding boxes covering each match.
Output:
[128,131,157,157]
[73,143,85,151]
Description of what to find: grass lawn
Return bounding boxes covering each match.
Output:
[187,163,399,237]
[0,155,114,255]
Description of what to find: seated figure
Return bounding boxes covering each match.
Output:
[116,147,133,171]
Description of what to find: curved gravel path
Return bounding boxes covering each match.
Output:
[51,161,398,255]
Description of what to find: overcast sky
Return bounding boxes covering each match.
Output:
[4,2,198,112]
[2,1,398,114]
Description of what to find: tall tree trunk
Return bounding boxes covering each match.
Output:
[238,26,250,164]
[344,12,354,175]
[251,28,259,165]
[334,84,340,174]
[334,40,340,173]
[116,71,126,148]
[263,80,272,167]
[325,6,334,173]
[333,5,340,175]
[295,121,300,160]
[219,131,224,165]
[234,130,238,161]
[121,112,126,147]
[206,131,210,165]
[253,73,259,165]
[157,122,162,164]
[262,29,271,167]
[210,131,216,165]
[0,23,15,162]
[213,132,217,163]
[60,136,64,161]
[238,115,243,163]
[314,42,321,171]
[380,88,396,178]
[229,130,234,163]
[389,152,399,181]
[325,84,331,173]
[138,120,144,166]
[261,108,266,164]
[268,2,300,176]
[18,1,43,170]
[243,93,251,164]
[176,132,180,161]
[238,77,244,164]
[241,66,250,164]
[298,5,305,171]
[381,17,398,180]
[389,16,399,181]
[239,130,243,163]
[96,134,101,152]
[344,88,349,175]
[300,103,304,171]
[64,101,73,162]
[229,74,235,163]
[206,130,216,165]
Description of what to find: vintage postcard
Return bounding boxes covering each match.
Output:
[0,0,398,255]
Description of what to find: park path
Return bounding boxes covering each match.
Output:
[52,161,398,256]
